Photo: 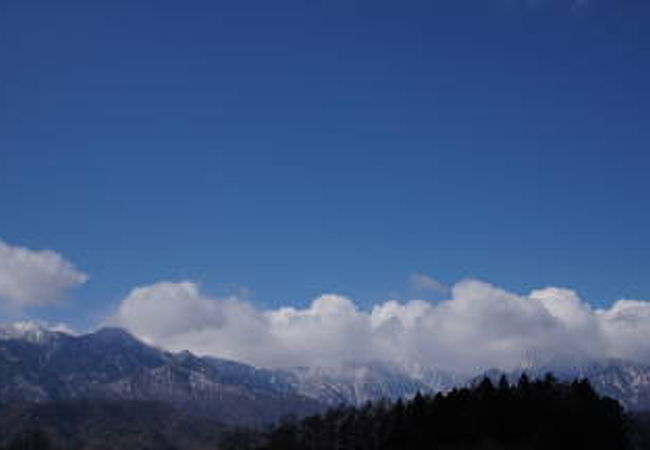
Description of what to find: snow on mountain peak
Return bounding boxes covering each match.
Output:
[0,321,71,344]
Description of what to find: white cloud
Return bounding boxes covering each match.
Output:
[0,240,88,309]
[598,300,650,363]
[111,281,272,364]
[111,278,650,374]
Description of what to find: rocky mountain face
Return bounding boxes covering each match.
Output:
[277,361,462,406]
[279,359,650,411]
[2,322,650,427]
[0,324,319,425]
[0,323,461,414]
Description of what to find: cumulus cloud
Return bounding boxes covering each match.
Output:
[111,281,272,363]
[0,240,88,309]
[111,278,650,374]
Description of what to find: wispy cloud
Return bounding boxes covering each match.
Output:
[0,239,88,310]
[410,273,448,294]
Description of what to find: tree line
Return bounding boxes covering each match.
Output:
[222,374,634,450]
[5,375,650,449]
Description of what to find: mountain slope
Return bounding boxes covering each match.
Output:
[0,324,321,425]
[277,361,461,405]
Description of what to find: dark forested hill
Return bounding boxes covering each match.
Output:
[0,400,225,450]
[248,375,633,450]
[1,377,648,450]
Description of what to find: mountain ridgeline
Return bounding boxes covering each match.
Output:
[3,323,650,417]
[0,324,321,425]
[1,323,650,448]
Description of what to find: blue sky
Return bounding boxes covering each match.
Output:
[2,0,650,330]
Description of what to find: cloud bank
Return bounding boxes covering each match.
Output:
[0,240,88,309]
[111,279,650,374]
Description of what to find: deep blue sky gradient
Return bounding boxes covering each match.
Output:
[2,0,650,328]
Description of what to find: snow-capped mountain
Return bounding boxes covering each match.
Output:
[2,322,650,424]
[0,323,320,424]
[0,323,460,410]
[277,361,461,405]
[0,321,66,344]
[282,357,650,411]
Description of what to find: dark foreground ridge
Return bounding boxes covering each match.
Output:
[0,400,225,450]
[232,375,638,450]
[2,375,650,449]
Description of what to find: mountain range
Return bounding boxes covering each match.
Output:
[1,322,650,426]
